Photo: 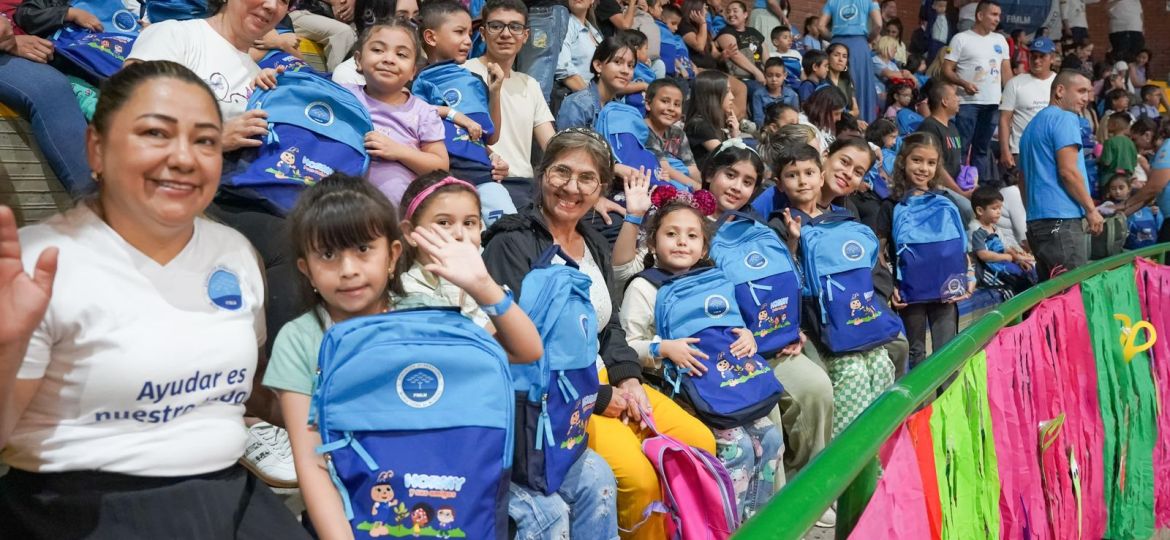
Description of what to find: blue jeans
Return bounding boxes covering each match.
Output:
[955,104,999,188]
[510,448,617,539]
[0,55,93,197]
[517,4,570,102]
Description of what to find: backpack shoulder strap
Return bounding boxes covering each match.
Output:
[635,267,674,289]
[533,244,579,269]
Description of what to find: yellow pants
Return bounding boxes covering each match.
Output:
[587,373,716,540]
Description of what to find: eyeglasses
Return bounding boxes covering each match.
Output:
[545,164,602,194]
[484,21,528,35]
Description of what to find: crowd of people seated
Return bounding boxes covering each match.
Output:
[2,0,1170,537]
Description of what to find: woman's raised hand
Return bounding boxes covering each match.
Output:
[0,206,56,348]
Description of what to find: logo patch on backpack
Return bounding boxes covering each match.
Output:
[305,101,335,126]
[705,295,730,318]
[442,88,463,107]
[207,267,243,310]
[842,240,865,261]
[397,363,444,408]
[744,251,768,270]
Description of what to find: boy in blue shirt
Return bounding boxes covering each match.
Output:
[751,57,798,125]
[797,49,829,103]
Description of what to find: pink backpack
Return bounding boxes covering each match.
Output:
[640,409,740,540]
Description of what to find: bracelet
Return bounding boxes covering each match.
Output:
[649,342,661,358]
[446,109,459,122]
[624,213,644,226]
[479,289,514,317]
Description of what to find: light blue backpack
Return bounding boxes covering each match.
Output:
[311,308,514,539]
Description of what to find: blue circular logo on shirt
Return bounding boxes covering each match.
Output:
[207,268,243,311]
[993,44,1004,55]
[397,363,444,408]
[305,101,334,126]
[744,251,768,270]
[442,88,463,108]
[112,10,138,32]
[704,295,730,318]
[838,4,858,21]
[842,240,865,261]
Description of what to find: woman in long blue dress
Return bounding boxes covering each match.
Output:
[817,0,881,123]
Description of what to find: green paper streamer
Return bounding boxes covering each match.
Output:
[929,351,1001,539]
[1083,264,1158,538]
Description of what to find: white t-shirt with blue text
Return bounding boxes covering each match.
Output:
[1021,106,1090,221]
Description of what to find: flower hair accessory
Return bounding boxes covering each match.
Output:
[650,185,718,217]
[710,137,761,160]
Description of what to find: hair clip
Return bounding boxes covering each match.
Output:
[711,137,761,159]
[650,185,718,217]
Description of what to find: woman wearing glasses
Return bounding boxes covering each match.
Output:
[484,129,715,540]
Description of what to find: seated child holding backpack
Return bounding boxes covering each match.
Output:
[1099,173,1163,250]
[620,190,785,520]
[877,132,973,370]
[396,172,620,538]
[969,186,1037,294]
[771,141,903,435]
[645,79,702,190]
[262,174,552,538]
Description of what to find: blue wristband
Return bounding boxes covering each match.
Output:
[479,289,514,317]
[624,213,644,226]
[649,342,661,358]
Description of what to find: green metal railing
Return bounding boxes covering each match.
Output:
[735,243,1170,540]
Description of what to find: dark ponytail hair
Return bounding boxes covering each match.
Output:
[94,60,221,136]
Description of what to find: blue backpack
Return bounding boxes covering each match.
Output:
[595,101,663,187]
[710,212,801,358]
[412,62,494,182]
[780,55,801,88]
[70,0,140,32]
[223,71,372,214]
[657,20,694,79]
[622,62,658,114]
[891,191,968,303]
[257,49,323,76]
[311,308,513,539]
[144,0,207,22]
[510,246,601,495]
[800,212,903,354]
[1127,207,1162,249]
[51,27,136,82]
[641,267,784,430]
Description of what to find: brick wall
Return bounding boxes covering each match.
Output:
[781,0,1169,82]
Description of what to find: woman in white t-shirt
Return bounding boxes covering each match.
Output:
[0,61,308,539]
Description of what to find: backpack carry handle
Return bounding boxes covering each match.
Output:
[713,210,761,230]
[534,244,580,269]
[805,210,856,227]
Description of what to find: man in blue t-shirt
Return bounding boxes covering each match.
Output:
[1019,69,1103,281]
[1120,139,1170,243]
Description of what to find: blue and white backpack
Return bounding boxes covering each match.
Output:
[222,71,372,214]
[511,246,601,495]
[710,212,801,357]
[641,266,784,430]
[51,27,136,82]
[70,0,140,33]
[311,308,513,540]
[143,0,207,21]
[595,101,663,187]
[891,191,968,303]
[800,211,903,354]
[412,61,494,183]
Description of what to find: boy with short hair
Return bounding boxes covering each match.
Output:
[1099,112,1138,178]
[644,79,701,189]
[1130,84,1165,126]
[751,57,799,126]
[464,0,557,208]
[770,26,801,85]
[656,3,695,79]
[969,186,1036,293]
[797,49,829,103]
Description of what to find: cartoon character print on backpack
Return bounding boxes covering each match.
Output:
[712,351,772,388]
[356,467,471,538]
[560,391,596,451]
[266,146,335,185]
[846,292,882,326]
[752,297,791,339]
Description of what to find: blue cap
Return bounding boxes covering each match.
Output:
[1029,37,1055,54]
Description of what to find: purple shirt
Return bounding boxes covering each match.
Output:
[344,84,445,207]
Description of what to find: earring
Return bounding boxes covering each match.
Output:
[91,171,103,183]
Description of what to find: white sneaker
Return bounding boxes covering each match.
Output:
[815,505,837,528]
[240,422,298,488]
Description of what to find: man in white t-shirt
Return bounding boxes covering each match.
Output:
[943,0,1011,191]
[999,36,1056,176]
[1108,0,1143,62]
[465,0,556,210]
